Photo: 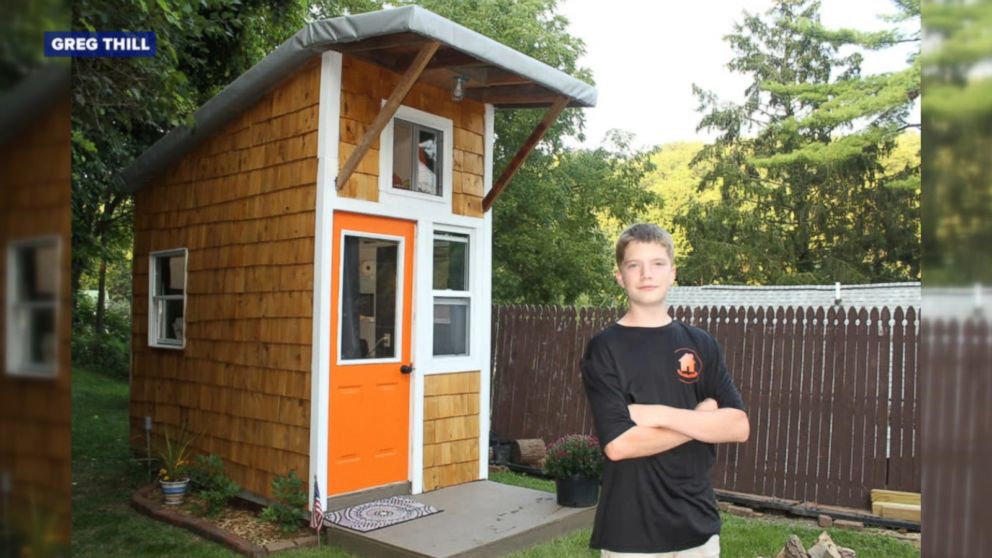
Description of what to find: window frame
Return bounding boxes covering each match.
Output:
[148,248,188,350]
[5,236,61,378]
[431,228,473,359]
[391,118,444,197]
[336,230,406,366]
[377,104,454,208]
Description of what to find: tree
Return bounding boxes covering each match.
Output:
[639,141,717,266]
[492,131,658,305]
[71,0,382,331]
[920,1,992,285]
[679,0,920,285]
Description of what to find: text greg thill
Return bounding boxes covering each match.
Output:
[45,32,156,57]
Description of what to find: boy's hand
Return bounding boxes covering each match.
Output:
[695,398,718,411]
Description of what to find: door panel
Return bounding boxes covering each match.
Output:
[328,211,414,495]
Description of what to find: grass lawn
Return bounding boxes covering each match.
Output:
[71,367,354,558]
[73,367,918,557]
[491,471,919,558]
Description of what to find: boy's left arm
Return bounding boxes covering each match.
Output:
[628,404,749,443]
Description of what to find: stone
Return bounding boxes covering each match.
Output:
[818,514,833,528]
[776,534,808,558]
[727,504,756,518]
[718,500,732,512]
[839,547,857,558]
[264,539,297,552]
[834,519,865,531]
[808,531,842,558]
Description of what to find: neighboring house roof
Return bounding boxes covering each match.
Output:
[117,6,597,193]
[922,286,992,319]
[667,282,921,310]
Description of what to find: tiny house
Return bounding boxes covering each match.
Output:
[120,6,596,503]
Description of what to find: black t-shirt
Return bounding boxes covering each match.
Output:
[580,320,746,553]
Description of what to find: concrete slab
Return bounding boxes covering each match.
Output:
[325,480,595,558]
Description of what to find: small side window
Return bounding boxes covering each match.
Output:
[6,237,60,377]
[149,249,187,348]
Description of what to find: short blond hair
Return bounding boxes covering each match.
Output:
[615,223,675,268]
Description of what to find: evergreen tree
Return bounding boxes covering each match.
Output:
[679,0,920,285]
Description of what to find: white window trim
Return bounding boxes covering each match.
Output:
[378,104,454,209]
[5,236,61,378]
[335,229,406,366]
[431,230,472,359]
[148,248,188,350]
[426,224,480,374]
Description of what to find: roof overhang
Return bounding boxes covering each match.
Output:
[117,6,596,193]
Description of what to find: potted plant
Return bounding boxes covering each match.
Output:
[543,434,603,507]
[156,424,195,505]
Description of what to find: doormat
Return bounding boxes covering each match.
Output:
[325,496,442,532]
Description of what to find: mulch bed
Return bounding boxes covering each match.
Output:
[131,484,323,556]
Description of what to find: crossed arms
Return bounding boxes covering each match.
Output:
[603,399,750,461]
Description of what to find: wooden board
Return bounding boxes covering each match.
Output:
[871,501,921,522]
[870,489,921,506]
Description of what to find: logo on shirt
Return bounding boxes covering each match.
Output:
[674,348,702,384]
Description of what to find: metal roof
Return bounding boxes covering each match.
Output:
[116,6,597,193]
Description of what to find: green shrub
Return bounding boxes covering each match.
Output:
[188,454,240,517]
[260,470,306,532]
[71,327,130,380]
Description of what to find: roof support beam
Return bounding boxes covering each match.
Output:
[482,96,568,212]
[335,40,440,191]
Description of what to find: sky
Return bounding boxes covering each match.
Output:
[558,0,920,150]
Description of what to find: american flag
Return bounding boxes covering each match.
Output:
[311,477,324,531]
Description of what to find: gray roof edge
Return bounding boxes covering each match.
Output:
[0,64,70,147]
[118,6,596,193]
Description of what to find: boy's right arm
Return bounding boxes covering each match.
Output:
[602,398,716,461]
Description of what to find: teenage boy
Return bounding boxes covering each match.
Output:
[581,223,750,557]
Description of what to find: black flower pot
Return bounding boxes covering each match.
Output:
[555,476,599,507]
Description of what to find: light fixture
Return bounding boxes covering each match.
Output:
[451,75,466,102]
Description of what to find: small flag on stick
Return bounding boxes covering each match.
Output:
[311,476,324,534]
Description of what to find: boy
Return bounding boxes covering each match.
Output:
[581,223,750,557]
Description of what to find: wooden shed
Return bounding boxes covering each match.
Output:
[119,6,595,504]
[0,66,72,541]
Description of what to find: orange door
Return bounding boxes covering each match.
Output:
[328,211,414,495]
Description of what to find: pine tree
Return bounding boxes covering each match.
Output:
[679,0,920,285]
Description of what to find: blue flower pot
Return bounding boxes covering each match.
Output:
[160,478,190,505]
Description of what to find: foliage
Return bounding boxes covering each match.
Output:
[156,424,195,482]
[260,470,307,533]
[492,131,658,305]
[70,0,383,328]
[680,0,920,285]
[543,434,603,480]
[639,141,715,267]
[71,328,130,380]
[920,0,992,284]
[188,454,241,517]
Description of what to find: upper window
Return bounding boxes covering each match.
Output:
[6,237,59,378]
[391,118,443,197]
[433,232,470,357]
[150,249,187,349]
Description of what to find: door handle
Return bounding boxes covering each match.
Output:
[400,364,414,374]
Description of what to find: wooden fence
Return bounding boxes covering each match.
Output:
[921,317,990,556]
[489,304,920,510]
